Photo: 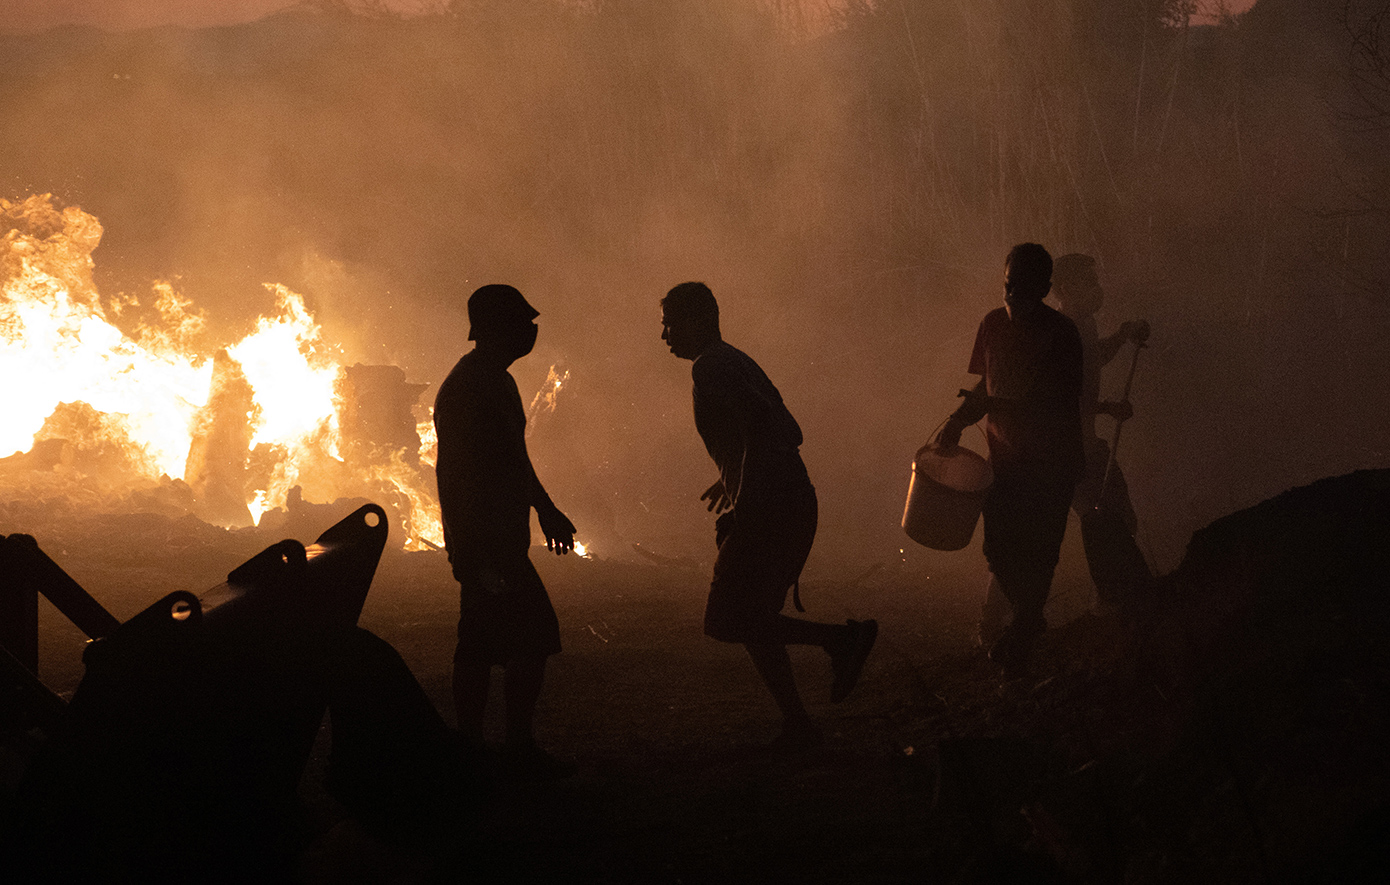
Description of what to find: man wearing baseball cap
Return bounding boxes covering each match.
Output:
[434,284,577,780]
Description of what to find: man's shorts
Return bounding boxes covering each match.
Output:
[455,554,561,665]
[704,485,818,644]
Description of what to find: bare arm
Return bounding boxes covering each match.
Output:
[526,453,575,555]
[934,380,989,448]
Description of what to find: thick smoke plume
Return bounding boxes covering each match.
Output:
[2,0,1387,575]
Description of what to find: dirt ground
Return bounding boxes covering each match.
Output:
[19,513,1112,884]
[16,477,1390,883]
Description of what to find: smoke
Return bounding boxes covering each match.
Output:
[2,0,1387,576]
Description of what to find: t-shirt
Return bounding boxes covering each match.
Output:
[967,305,1085,483]
[434,351,533,564]
[691,340,810,515]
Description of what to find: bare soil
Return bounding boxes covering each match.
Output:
[16,472,1390,883]
[23,518,1100,883]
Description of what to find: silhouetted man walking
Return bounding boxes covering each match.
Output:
[936,245,1084,674]
[1052,253,1153,609]
[435,284,576,779]
[662,281,877,751]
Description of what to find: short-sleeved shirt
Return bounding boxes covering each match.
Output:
[968,305,1085,484]
[691,340,811,517]
[434,351,533,567]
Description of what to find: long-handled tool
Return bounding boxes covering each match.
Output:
[1083,335,1154,607]
[1099,337,1145,506]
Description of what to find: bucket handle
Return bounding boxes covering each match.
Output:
[917,415,987,462]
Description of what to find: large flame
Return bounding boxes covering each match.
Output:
[1,194,440,549]
[1,199,210,477]
[228,283,341,451]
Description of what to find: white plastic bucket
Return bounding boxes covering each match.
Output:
[902,445,994,551]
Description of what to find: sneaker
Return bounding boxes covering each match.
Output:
[830,618,879,703]
[499,743,577,782]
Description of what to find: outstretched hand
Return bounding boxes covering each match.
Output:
[701,480,731,514]
[539,505,577,555]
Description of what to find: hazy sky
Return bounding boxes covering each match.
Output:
[0,1,427,33]
[0,0,1258,35]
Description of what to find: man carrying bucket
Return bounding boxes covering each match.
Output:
[662,281,878,751]
[1052,253,1153,611]
[935,244,1084,673]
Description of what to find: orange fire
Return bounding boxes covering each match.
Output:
[527,363,570,431]
[1,200,210,478]
[1,194,442,550]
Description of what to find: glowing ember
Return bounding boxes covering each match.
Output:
[248,489,273,526]
[363,448,445,552]
[527,363,570,432]
[417,417,438,469]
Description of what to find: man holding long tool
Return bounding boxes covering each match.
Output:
[1051,253,1152,610]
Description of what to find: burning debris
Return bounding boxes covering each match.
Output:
[340,364,429,471]
[1,195,441,549]
[526,362,570,431]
